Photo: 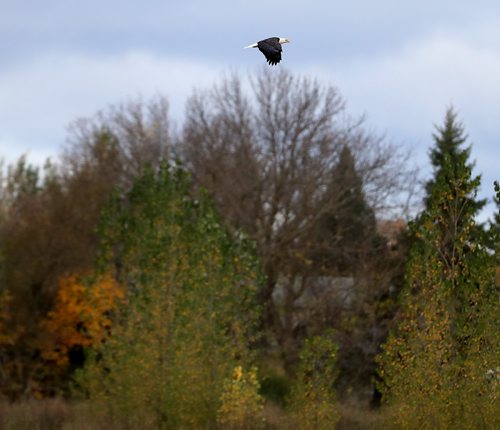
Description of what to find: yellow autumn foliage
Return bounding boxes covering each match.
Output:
[217,366,264,429]
[0,290,18,346]
[40,272,124,368]
[76,165,262,429]
[377,127,500,429]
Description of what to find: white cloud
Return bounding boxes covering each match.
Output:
[0,51,224,163]
[299,29,500,221]
[319,33,500,131]
[1,29,499,221]
[302,30,500,155]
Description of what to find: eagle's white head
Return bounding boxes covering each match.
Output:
[279,38,290,44]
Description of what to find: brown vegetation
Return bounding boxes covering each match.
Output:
[0,73,498,429]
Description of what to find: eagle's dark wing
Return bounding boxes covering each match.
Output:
[257,37,282,65]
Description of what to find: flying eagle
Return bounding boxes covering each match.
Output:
[244,37,290,65]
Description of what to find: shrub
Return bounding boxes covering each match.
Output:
[217,366,264,429]
[288,333,340,430]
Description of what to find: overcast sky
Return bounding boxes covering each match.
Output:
[1,1,499,220]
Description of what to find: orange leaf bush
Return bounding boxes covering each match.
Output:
[40,272,124,368]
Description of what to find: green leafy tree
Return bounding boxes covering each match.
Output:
[77,163,262,429]
[288,333,340,430]
[377,110,499,429]
[217,365,264,429]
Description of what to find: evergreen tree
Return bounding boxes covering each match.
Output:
[493,180,500,301]
[312,145,381,274]
[425,107,486,213]
[493,181,500,230]
[488,181,500,253]
[309,145,392,392]
[377,110,499,429]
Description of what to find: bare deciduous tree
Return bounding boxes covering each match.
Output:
[182,69,415,304]
[0,97,175,398]
[181,70,415,374]
[64,96,173,189]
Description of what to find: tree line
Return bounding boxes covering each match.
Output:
[0,69,498,428]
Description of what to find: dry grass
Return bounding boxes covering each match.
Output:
[261,401,292,429]
[336,401,388,430]
[0,398,390,430]
[0,399,155,430]
[0,398,72,430]
[261,398,388,430]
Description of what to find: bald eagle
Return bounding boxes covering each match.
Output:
[244,37,290,65]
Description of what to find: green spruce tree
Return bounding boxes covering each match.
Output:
[377,109,499,429]
[313,145,380,275]
[425,107,486,214]
[488,181,500,254]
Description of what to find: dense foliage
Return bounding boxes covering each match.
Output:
[0,73,498,429]
[76,164,262,428]
[377,108,499,429]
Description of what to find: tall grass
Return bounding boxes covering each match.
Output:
[0,398,389,430]
[0,399,155,430]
